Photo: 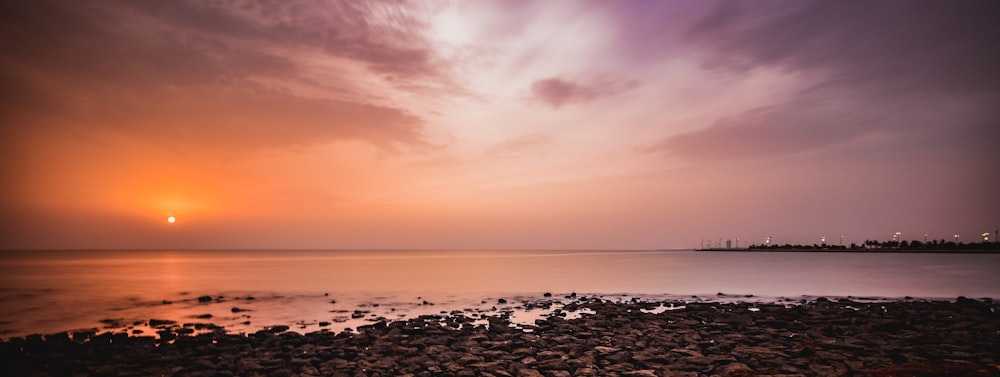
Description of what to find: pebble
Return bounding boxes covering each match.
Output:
[2,298,997,376]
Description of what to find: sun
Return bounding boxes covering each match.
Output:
[167,216,176,224]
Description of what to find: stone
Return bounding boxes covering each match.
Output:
[149,319,175,327]
[267,325,290,333]
[535,350,563,360]
[594,346,621,354]
[516,369,544,377]
[623,370,658,377]
[720,362,754,376]
[3,298,998,377]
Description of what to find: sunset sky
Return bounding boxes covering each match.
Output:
[1,0,998,250]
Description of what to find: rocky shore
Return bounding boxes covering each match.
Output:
[2,297,998,376]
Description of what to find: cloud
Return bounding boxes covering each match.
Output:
[644,0,1000,160]
[645,101,863,161]
[684,0,1000,95]
[0,0,455,151]
[530,76,639,108]
[484,133,553,157]
[88,82,431,152]
[118,0,446,82]
[646,87,1000,162]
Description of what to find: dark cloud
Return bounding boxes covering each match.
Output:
[645,100,867,160]
[120,1,441,78]
[647,0,1000,160]
[0,1,300,87]
[0,0,449,151]
[530,76,639,108]
[80,82,430,152]
[685,0,1000,95]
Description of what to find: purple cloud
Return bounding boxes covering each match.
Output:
[691,1,1000,92]
[645,101,866,161]
[530,76,639,108]
[641,0,1000,160]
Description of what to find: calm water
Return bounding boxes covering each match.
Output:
[1,249,998,339]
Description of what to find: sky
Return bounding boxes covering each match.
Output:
[1,0,998,250]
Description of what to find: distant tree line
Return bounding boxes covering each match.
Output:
[748,239,997,251]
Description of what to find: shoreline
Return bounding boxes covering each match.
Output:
[2,292,988,342]
[4,297,998,376]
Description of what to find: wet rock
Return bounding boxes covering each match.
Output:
[623,370,658,377]
[3,298,998,376]
[536,350,563,360]
[156,330,176,341]
[197,295,213,303]
[594,346,621,354]
[631,349,668,364]
[265,325,290,333]
[871,361,997,377]
[149,319,175,327]
[70,328,97,341]
[719,362,754,376]
[517,368,544,377]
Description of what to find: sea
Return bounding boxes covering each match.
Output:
[1,249,998,339]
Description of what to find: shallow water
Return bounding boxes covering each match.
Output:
[1,249,998,339]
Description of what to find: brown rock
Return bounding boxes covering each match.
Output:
[594,346,621,354]
[517,369,544,377]
[623,370,658,377]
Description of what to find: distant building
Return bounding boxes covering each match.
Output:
[726,240,732,249]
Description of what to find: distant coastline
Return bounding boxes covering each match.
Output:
[697,237,999,253]
[696,247,1000,254]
